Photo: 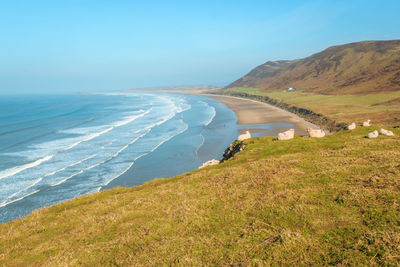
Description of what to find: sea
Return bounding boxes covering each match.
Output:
[0,92,241,223]
[0,92,296,223]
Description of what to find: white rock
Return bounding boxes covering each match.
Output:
[362,120,371,127]
[198,159,220,169]
[307,128,326,138]
[238,131,251,141]
[347,122,356,130]
[366,130,379,138]
[278,129,295,140]
[379,128,394,136]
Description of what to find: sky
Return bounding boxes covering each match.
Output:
[0,0,400,94]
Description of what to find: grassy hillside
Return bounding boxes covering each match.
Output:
[228,40,400,95]
[1,126,400,266]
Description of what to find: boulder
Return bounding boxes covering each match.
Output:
[362,120,371,127]
[366,130,379,138]
[307,128,326,138]
[278,129,295,140]
[238,131,251,141]
[347,122,356,130]
[380,128,394,136]
[199,159,220,169]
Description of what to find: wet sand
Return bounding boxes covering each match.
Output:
[199,94,319,135]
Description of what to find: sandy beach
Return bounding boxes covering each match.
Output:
[200,93,319,136]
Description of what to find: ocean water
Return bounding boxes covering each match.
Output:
[0,92,239,223]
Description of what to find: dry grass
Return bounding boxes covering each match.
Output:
[1,126,400,266]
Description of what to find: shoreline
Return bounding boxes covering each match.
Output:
[148,89,321,135]
[148,89,320,135]
[196,93,320,136]
[100,90,321,192]
[119,89,321,135]
[102,93,238,190]
[0,93,238,224]
[202,94,319,130]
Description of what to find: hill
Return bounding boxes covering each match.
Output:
[121,84,220,92]
[221,40,400,127]
[227,40,400,95]
[1,127,399,266]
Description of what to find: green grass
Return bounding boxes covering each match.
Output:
[226,87,400,124]
[1,126,400,266]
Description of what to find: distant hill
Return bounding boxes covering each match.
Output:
[122,84,220,92]
[227,40,400,94]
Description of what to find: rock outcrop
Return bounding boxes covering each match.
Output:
[221,141,246,162]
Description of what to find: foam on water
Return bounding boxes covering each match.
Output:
[0,154,55,181]
[0,189,40,208]
[192,101,217,158]
[205,106,216,126]
[197,101,217,126]
[112,109,151,127]
[0,154,98,207]
[102,119,189,187]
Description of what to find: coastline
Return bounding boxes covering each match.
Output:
[1,91,319,223]
[75,90,320,191]
[134,89,321,135]
[200,93,319,135]
[0,93,238,224]
[5,92,398,265]
[103,93,238,189]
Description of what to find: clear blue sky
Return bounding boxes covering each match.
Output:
[1,0,399,94]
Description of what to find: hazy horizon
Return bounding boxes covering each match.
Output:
[1,0,400,94]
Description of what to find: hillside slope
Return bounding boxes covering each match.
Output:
[1,127,399,266]
[228,40,400,95]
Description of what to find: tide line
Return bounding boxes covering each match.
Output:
[0,154,97,208]
[0,154,55,181]
[0,189,40,208]
[194,133,205,158]
[205,106,216,126]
